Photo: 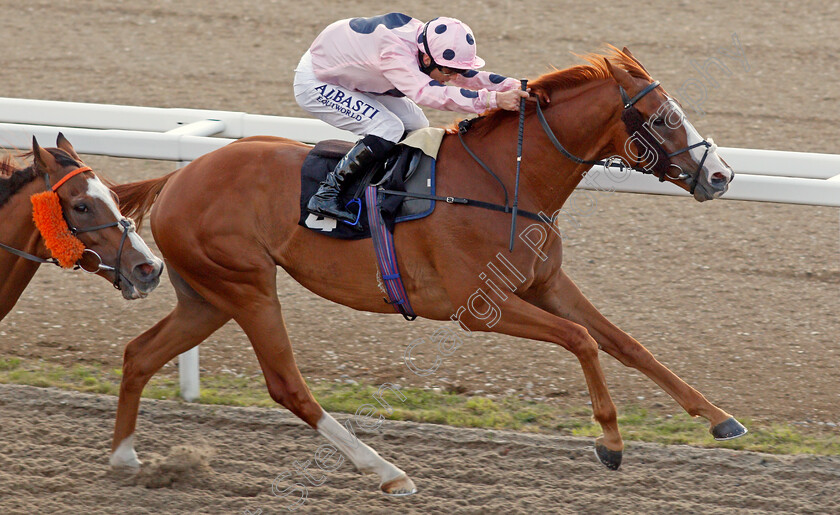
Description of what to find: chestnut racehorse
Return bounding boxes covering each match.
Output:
[112,47,744,495]
[0,135,163,325]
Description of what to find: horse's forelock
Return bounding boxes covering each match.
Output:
[7,147,80,172]
[46,147,82,168]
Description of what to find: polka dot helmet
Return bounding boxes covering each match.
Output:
[417,17,485,70]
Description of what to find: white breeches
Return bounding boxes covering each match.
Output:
[293,51,429,143]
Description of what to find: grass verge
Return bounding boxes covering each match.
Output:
[1,357,837,455]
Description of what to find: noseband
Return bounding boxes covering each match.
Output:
[0,166,135,290]
[535,80,716,194]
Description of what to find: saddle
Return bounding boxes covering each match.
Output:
[298,129,443,239]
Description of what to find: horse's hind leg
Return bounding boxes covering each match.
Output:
[530,269,746,440]
[110,277,231,469]
[181,262,416,496]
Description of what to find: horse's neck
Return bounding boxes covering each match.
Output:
[526,80,620,215]
[449,80,619,216]
[0,179,47,320]
[0,177,48,254]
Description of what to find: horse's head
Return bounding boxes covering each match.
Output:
[604,48,734,202]
[31,134,163,299]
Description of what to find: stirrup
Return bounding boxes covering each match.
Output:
[342,198,363,230]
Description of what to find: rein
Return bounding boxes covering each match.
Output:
[0,166,135,290]
[533,80,714,194]
[380,78,718,236]
[0,241,59,266]
[533,81,662,169]
[441,84,669,227]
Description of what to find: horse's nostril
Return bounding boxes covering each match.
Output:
[136,263,158,280]
[711,172,727,184]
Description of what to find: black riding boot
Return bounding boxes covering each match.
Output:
[307,135,394,223]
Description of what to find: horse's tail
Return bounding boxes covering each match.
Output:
[113,171,178,230]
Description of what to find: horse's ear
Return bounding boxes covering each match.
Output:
[32,137,58,172]
[621,46,650,75]
[604,57,636,91]
[56,132,83,162]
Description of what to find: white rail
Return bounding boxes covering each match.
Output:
[0,97,355,142]
[1,97,838,401]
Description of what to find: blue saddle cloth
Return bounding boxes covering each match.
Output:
[298,140,436,239]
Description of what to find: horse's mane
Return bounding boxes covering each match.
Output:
[0,152,23,176]
[0,148,83,209]
[0,154,38,209]
[459,46,652,135]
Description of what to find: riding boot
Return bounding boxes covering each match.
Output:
[307,135,394,223]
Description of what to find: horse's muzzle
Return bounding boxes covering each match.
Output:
[693,171,731,202]
[121,260,164,300]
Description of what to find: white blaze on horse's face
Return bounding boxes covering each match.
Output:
[83,175,163,300]
[660,98,734,200]
[85,176,159,264]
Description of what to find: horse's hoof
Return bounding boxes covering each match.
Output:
[109,452,142,471]
[380,474,417,496]
[110,463,141,475]
[711,417,748,441]
[594,441,622,470]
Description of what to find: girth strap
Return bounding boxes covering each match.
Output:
[379,189,547,223]
[365,186,417,321]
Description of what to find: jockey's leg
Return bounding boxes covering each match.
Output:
[307,134,394,223]
[294,51,409,222]
[376,95,430,133]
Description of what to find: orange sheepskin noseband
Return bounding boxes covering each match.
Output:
[31,190,85,268]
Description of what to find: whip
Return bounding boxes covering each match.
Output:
[509,79,528,251]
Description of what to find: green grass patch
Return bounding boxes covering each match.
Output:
[0,357,22,371]
[1,357,838,456]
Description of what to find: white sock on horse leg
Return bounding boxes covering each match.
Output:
[110,433,141,468]
[316,412,404,483]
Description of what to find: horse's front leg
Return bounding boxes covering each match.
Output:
[461,294,625,469]
[526,268,747,441]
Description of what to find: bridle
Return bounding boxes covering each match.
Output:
[387,74,731,247]
[0,165,135,290]
[534,79,720,194]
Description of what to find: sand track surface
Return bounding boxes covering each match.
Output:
[1,384,838,514]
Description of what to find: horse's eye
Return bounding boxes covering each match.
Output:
[74,203,89,213]
[651,118,666,127]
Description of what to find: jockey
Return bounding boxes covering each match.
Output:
[294,13,529,223]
